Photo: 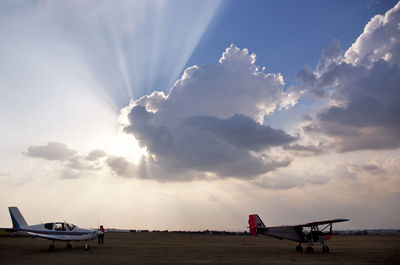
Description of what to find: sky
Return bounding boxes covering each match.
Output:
[0,0,399,231]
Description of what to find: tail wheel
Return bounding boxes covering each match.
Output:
[296,245,303,252]
[306,246,314,253]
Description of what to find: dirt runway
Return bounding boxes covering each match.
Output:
[0,232,399,264]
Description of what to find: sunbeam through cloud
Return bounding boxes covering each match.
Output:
[41,0,223,109]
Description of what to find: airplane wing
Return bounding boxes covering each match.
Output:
[297,218,349,227]
[26,232,68,241]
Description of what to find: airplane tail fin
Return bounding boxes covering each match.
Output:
[9,207,28,230]
[248,214,266,236]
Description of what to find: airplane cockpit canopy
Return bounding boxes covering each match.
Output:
[44,222,76,231]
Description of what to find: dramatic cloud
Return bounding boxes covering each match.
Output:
[118,45,299,181]
[299,2,400,152]
[183,114,296,151]
[297,39,344,97]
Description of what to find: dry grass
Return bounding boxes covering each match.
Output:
[0,232,399,264]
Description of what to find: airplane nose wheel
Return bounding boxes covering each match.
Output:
[84,242,90,251]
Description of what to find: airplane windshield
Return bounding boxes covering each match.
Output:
[67,223,75,230]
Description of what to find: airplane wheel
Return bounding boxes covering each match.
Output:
[323,246,330,253]
[306,246,314,253]
[66,243,72,250]
[296,245,303,252]
[84,245,90,251]
[48,245,55,252]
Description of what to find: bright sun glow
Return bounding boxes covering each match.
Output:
[105,131,146,164]
[95,101,148,164]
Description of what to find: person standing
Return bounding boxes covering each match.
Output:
[98,225,105,244]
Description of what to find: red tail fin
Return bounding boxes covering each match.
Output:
[249,214,266,236]
[248,214,257,236]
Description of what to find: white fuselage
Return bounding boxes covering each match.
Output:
[15,222,98,241]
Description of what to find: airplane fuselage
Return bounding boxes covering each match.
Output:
[258,225,304,242]
[14,222,98,241]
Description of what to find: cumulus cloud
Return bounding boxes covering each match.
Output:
[25,142,107,177]
[183,114,296,151]
[118,45,298,181]
[299,2,400,152]
[26,142,77,160]
[297,39,344,97]
[344,3,400,67]
[105,156,136,177]
[86,150,107,161]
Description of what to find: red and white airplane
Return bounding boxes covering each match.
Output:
[9,206,102,251]
[249,214,348,253]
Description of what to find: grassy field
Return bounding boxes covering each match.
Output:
[0,232,399,264]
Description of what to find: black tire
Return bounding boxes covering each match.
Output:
[306,246,314,253]
[66,244,72,250]
[296,245,303,252]
[48,245,55,252]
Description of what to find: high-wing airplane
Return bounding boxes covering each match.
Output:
[9,206,103,251]
[249,214,349,253]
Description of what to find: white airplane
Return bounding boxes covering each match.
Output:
[249,214,349,253]
[9,206,103,251]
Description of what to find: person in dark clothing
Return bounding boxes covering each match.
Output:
[98,225,105,244]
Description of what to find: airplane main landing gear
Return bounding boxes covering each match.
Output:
[306,246,314,253]
[48,244,55,252]
[296,245,303,252]
[296,241,331,253]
